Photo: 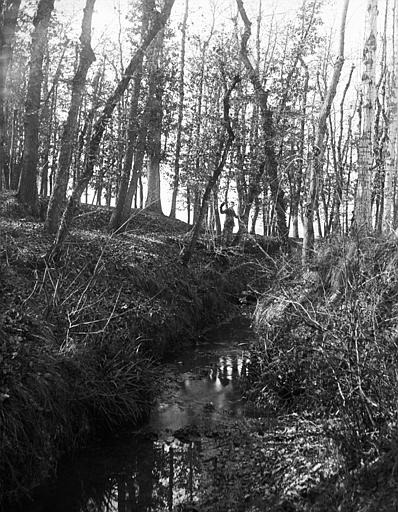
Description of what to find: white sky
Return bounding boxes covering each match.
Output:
[56,0,367,58]
[54,0,370,97]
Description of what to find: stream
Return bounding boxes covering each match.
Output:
[22,316,262,512]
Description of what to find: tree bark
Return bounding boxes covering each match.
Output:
[302,0,350,266]
[17,0,55,215]
[382,0,398,233]
[169,0,188,218]
[145,28,165,213]
[0,0,21,189]
[291,56,309,238]
[44,0,96,233]
[50,0,175,256]
[108,0,153,232]
[180,76,240,265]
[236,0,288,242]
[355,0,378,234]
[331,63,355,234]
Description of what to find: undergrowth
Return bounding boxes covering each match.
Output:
[251,236,398,469]
[0,320,156,503]
[0,204,270,504]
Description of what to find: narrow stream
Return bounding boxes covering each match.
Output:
[23,317,259,512]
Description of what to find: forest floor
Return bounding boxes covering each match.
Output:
[2,192,398,511]
[136,332,398,512]
[0,191,273,506]
[153,390,398,512]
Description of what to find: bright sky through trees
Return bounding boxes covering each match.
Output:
[56,0,368,88]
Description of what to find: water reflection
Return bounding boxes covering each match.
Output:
[150,350,252,433]
[26,437,202,512]
[21,318,257,512]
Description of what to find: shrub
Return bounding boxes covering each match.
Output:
[251,236,398,465]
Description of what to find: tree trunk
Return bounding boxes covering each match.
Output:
[39,44,51,197]
[145,28,165,213]
[383,0,398,233]
[186,185,191,224]
[250,197,260,234]
[355,0,378,233]
[0,0,21,189]
[9,108,18,189]
[292,56,309,238]
[188,21,214,220]
[236,0,288,242]
[44,0,96,233]
[180,76,240,265]
[50,0,175,256]
[302,0,350,266]
[169,0,188,218]
[108,0,152,232]
[332,64,355,233]
[213,188,222,238]
[17,0,55,215]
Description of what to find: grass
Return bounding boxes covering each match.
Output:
[0,192,271,504]
[250,234,398,510]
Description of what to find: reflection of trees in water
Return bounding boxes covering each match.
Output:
[30,352,253,512]
[211,353,251,386]
[42,438,201,512]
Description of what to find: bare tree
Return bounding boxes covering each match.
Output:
[180,75,240,266]
[17,0,55,215]
[0,0,21,189]
[108,0,153,232]
[302,0,350,265]
[49,0,176,256]
[236,0,288,242]
[44,0,96,234]
[355,0,378,233]
[383,0,398,233]
[169,0,189,218]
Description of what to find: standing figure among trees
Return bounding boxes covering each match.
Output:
[220,201,238,246]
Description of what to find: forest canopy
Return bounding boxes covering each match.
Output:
[0,0,396,260]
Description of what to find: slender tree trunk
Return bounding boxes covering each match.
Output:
[39,40,65,197]
[169,0,188,218]
[236,0,288,241]
[250,197,260,234]
[332,64,355,233]
[79,64,104,189]
[213,188,222,238]
[50,0,175,256]
[302,0,350,265]
[180,76,240,265]
[9,108,18,188]
[45,0,96,233]
[355,0,378,233]
[292,56,309,238]
[383,0,398,233]
[39,45,51,197]
[186,185,191,224]
[0,0,21,189]
[108,0,152,231]
[17,0,55,215]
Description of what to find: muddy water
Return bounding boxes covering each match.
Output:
[25,317,259,512]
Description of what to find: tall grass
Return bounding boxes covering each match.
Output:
[0,318,157,504]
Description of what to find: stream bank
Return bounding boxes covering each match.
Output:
[0,202,272,506]
[10,317,343,512]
